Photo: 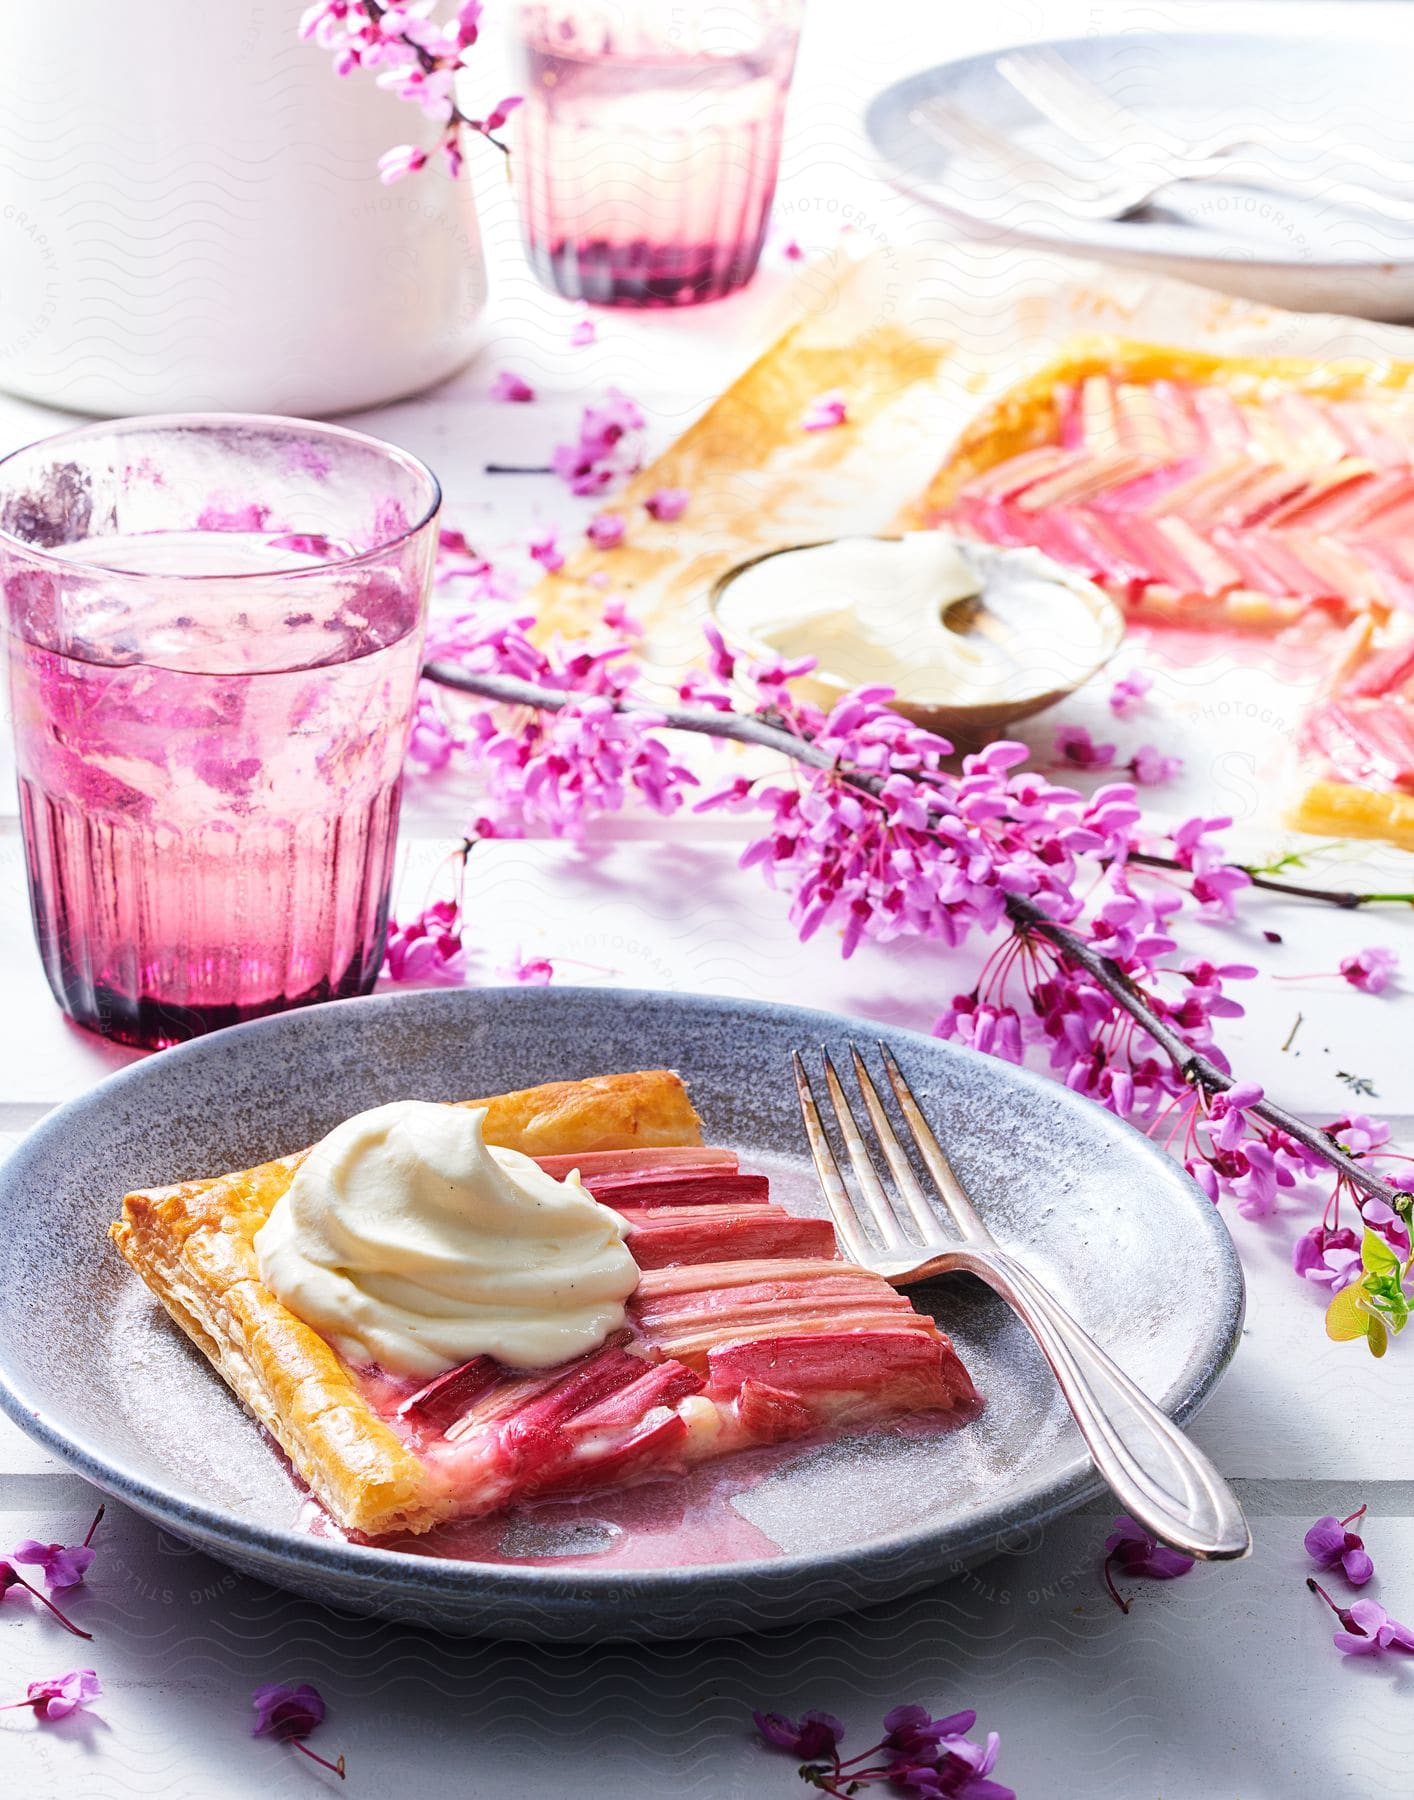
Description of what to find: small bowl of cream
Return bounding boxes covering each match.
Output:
[709,532,1125,743]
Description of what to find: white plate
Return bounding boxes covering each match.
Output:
[867,32,1414,319]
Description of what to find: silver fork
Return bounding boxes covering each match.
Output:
[792,1043,1250,1561]
[997,45,1414,189]
[911,95,1414,229]
[909,97,1163,223]
[989,48,1414,225]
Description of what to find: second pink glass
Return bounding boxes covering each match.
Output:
[0,415,440,1049]
[512,1,803,307]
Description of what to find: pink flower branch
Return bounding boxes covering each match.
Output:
[421,657,1404,1212]
[1129,850,1414,910]
[1004,893,1401,1209]
[301,1,521,178]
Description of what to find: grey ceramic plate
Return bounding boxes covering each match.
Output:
[0,987,1242,1641]
[866,31,1414,319]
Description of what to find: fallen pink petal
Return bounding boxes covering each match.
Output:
[1108,669,1153,716]
[528,528,566,572]
[10,1503,104,1592]
[551,389,647,495]
[0,1562,93,1640]
[1309,1580,1414,1657]
[600,594,642,636]
[586,511,626,549]
[376,143,427,183]
[1103,1515,1195,1612]
[1054,724,1118,770]
[1304,1505,1374,1586]
[489,369,535,403]
[1340,946,1398,993]
[4,1670,102,1722]
[800,390,848,431]
[1129,743,1183,786]
[10,1540,93,1592]
[644,486,691,522]
[252,1683,346,1779]
[506,955,554,985]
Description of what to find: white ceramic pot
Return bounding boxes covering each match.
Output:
[0,1,487,416]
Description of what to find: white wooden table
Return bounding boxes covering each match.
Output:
[2,4,1412,1795]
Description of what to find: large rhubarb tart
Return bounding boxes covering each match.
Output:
[112,1071,979,1539]
[914,336,1414,846]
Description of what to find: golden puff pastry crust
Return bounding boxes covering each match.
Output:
[1284,779,1414,850]
[453,1068,703,1156]
[110,1069,703,1536]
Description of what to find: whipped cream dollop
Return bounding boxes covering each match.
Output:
[253,1101,640,1378]
[715,533,1111,705]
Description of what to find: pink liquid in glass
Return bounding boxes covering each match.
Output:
[514,2,802,307]
[10,532,426,1048]
[1,415,440,1050]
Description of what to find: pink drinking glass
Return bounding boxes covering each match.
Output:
[512,0,803,307]
[0,414,441,1049]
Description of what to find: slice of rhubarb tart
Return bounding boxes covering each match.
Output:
[913,336,1414,846]
[113,1071,979,1538]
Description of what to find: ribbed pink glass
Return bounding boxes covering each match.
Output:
[0,415,440,1049]
[512,1,802,307]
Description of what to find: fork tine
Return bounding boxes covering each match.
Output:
[819,1049,910,1252]
[878,1043,993,1247]
[997,48,1162,158]
[847,1045,947,1246]
[909,96,1119,220]
[917,94,1065,175]
[791,1051,872,1265]
[914,97,1025,168]
[1023,48,1151,145]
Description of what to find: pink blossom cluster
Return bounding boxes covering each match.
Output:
[680,640,1274,1187]
[447,613,698,839]
[1053,723,1181,787]
[1306,1503,1414,1658]
[300,1,520,180]
[407,687,461,772]
[431,527,521,610]
[384,897,466,982]
[551,390,647,496]
[683,635,1223,1096]
[754,1702,1011,1799]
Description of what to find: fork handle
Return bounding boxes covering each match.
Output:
[951,1247,1249,1561]
[1170,152,1414,226]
